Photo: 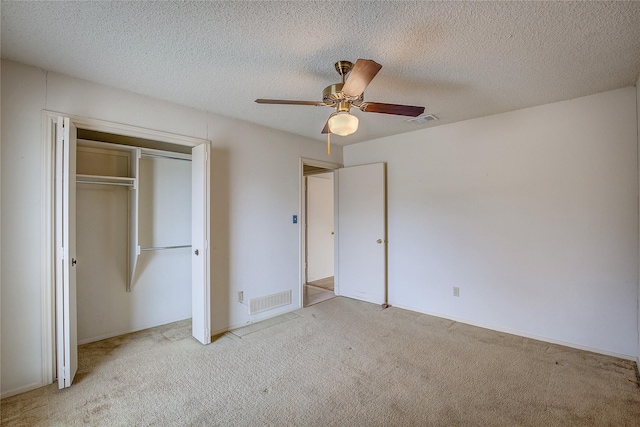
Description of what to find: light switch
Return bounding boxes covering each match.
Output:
[293,215,298,224]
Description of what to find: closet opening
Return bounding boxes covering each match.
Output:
[43,112,211,389]
[75,132,193,345]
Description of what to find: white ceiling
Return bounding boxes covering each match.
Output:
[2,1,640,146]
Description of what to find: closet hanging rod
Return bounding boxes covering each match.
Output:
[76,180,134,187]
[140,245,192,252]
[141,153,192,162]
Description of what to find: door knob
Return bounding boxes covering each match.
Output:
[194,249,199,256]
[71,258,77,266]
[377,239,382,244]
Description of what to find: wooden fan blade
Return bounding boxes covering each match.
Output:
[255,99,326,106]
[341,59,382,97]
[359,102,425,117]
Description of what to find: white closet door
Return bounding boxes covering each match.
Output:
[337,163,387,305]
[191,143,211,344]
[55,117,78,388]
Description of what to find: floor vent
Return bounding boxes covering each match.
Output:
[249,290,291,315]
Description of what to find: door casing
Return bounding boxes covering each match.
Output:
[299,158,341,308]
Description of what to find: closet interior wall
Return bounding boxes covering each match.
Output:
[76,139,192,344]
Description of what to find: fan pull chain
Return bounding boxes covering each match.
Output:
[327,133,331,156]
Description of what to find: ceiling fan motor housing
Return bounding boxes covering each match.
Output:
[322,83,363,107]
[322,60,365,107]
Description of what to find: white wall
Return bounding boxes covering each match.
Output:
[344,87,639,358]
[0,59,342,397]
[1,61,46,396]
[76,152,192,344]
[307,173,334,282]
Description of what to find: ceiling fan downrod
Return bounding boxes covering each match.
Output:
[334,61,353,84]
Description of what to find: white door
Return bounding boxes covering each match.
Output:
[336,163,387,304]
[55,117,78,388]
[307,174,335,282]
[191,143,211,344]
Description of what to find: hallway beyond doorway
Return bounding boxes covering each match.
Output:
[304,279,335,306]
[307,277,334,291]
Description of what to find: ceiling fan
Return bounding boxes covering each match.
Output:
[255,59,425,155]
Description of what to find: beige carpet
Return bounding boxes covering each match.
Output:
[307,276,334,291]
[2,297,639,426]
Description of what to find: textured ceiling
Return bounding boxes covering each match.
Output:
[2,1,640,146]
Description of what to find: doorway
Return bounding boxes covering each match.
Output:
[299,160,388,308]
[300,159,340,307]
[75,138,192,345]
[305,171,334,306]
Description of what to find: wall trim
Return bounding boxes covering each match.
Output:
[300,157,343,171]
[210,304,302,338]
[40,112,56,386]
[77,315,192,346]
[392,303,637,361]
[636,77,640,366]
[1,381,47,400]
[53,111,207,147]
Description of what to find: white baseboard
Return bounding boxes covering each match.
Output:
[1,381,48,400]
[77,314,192,345]
[211,303,303,338]
[392,303,636,361]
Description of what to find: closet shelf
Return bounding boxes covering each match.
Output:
[77,174,136,187]
[140,245,192,252]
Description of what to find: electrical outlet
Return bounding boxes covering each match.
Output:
[238,291,244,303]
[453,287,460,297]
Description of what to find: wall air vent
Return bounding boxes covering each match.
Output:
[248,290,292,315]
[406,114,439,125]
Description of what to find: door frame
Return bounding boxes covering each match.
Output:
[299,157,341,308]
[41,110,211,384]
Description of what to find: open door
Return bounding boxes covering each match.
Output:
[336,163,387,304]
[191,143,211,344]
[55,117,78,388]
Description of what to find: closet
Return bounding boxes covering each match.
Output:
[51,114,211,389]
[75,139,193,345]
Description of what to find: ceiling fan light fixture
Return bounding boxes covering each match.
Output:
[328,112,359,136]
